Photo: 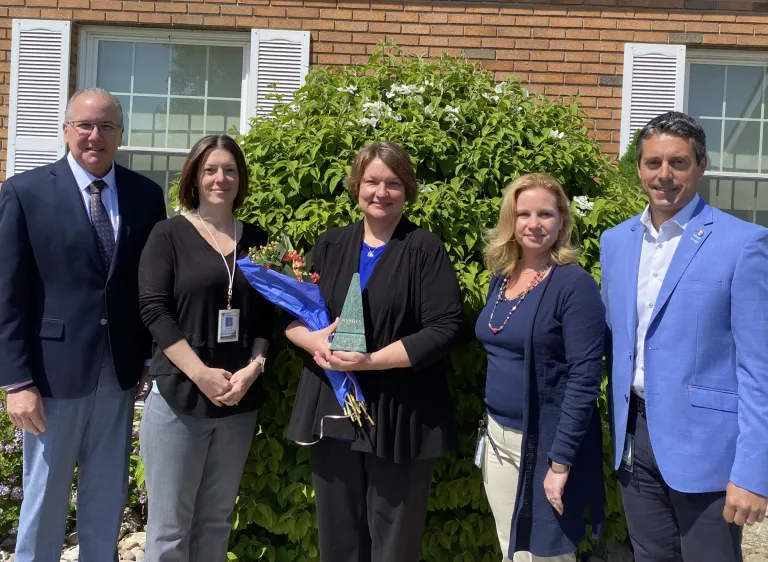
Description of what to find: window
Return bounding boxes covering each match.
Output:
[78,28,250,195]
[686,53,768,226]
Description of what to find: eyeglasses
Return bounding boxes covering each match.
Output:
[67,121,123,136]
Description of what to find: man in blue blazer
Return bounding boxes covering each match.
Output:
[0,88,166,561]
[601,112,768,561]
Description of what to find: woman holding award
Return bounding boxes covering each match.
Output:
[138,135,274,562]
[284,141,463,562]
[475,174,605,562]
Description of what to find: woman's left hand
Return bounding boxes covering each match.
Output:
[543,466,569,515]
[313,350,372,371]
[214,364,261,406]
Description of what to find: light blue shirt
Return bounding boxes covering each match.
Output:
[67,152,119,241]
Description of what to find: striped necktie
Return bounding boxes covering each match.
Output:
[87,180,115,271]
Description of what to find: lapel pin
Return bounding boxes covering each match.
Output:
[695,229,704,237]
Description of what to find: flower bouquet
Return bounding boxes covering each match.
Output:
[237,233,374,428]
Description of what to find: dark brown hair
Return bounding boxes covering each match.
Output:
[177,135,249,211]
[345,141,418,204]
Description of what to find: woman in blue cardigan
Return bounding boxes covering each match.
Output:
[476,173,605,561]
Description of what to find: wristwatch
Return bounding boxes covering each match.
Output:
[250,355,267,371]
[548,459,571,474]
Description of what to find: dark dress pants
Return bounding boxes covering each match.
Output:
[619,396,742,562]
[310,438,436,562]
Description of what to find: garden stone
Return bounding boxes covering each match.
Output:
[60,545,78,561]
[121,551,135,561]
[119,508,142,539]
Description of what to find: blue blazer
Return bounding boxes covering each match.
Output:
[0,157,166,398]
[601,199,768,496]
[489,264,605,557]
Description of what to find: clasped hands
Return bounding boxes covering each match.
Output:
[309,318,373,372]
[191,362,262,407]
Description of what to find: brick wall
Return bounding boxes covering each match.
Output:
[1,0,768,179]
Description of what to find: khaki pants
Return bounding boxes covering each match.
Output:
[482,415,576,562]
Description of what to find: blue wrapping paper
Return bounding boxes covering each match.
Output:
[237,258,366,409]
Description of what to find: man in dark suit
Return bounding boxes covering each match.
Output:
[0,88,166,561]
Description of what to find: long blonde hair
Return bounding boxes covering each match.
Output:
[483,173,580,277]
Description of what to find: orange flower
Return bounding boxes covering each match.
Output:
[310,272,320,284]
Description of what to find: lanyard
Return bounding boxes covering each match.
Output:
[198,213,237,309]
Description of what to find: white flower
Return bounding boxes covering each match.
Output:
[337,85,358,94]
[239,140,245,146]
[419,184,433,193]
[444,105,459,115]
[395,114,403,121]
[494,81,507,94]
[549,129,565,140]
[482,93,499,104]
[425,105,435,116]
[424,80,435,87]
[359,117,378,128]
[386,91,396,99]
[361,101,393,118]
[517,106,523,111]
[522,89,530,98]
[572,195,594,217]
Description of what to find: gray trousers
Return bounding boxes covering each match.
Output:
[14,347,133,562]
[139,388,258,562]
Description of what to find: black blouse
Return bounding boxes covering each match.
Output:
[139,215,274,418]
[286,218,464,462]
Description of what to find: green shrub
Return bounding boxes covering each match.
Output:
[222,45,638,561]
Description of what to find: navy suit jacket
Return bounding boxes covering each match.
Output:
[0,157,166,398]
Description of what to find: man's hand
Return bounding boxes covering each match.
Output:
[724,482,768,526]
[6,387,46,435]
[136,366,151,401]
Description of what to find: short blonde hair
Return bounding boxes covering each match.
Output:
[483,173,580,277]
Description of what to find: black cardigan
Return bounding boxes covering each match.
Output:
[286,218,464,462]
[139,216,274,418]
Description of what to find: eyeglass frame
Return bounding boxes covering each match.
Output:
[65,120,124,137]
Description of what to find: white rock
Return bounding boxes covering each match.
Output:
[60,545,79,562]
[121,551,136,561]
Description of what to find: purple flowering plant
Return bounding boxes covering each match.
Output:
[0,390,23,539]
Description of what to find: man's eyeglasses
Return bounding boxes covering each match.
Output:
[67,121,123,136]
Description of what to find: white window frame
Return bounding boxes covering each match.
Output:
[77,26,252,160]
[684,49,768,183]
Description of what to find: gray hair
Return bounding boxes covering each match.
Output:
[65,88,124,126]
[636,111,707,165]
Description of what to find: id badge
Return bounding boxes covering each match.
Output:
[620,433,634,473]
[217,308,240,343]
[474,432,486,469]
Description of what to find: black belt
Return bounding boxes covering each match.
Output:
[631,393,647,418]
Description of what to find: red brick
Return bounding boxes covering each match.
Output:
[26,0,57,6]
[550,39,585,50]
[40,8,74,18]
[448,36,483,47]
[106,11,138,21]
[318,54,351,64]
[465,5,499,14]
[583,40,622,51]
[286,7,319,17]
[320,8,352,19]
[252,7,286,16]
[419,13,448,24]
[564,73,597,84]
[720,23,755,34]
[545,85,579,96]
[204,16,236,26]
[482,37,514,48]
[532,50,564,61]
[685,22,719,32]
[369,22,401,33]
[464,26,497,37]
[498,27,532,38]
[530,72,565,83]
[618,19,651,30]
[432,4,466,13]
[738,35,768,46]
[549,17,584,28]
[515,16,549,26]
[482,15,516,26]
[401,24,430,34]
[173,14,204,24]
[189,4,219,14]
[320,31,353,42]
[498,6,535,15]
[333,43,367,54]
[353,32,385,43]
[138,12,170,22]
[221,5,252,15]
[632,32,670,42]
[583,17,617,28]
[59,0,88,7]
[449,13,482,24]
[301,19,335,30]
[651,20,685,31]
[514,39,550,49]
[335,21,368,31]
[154,2,187,12]
[548,62,582,72]
[702,34,739,45]
[481,60,518,71]
[600,29,632,40]
[566,51,600,62]
[566,29,600,40]
[600,52,623,64]
[123,1,155,11]
[73,9,105,20]
[579,86,614,96]
[496,49,531,60]
[430,24,463,36]
[703,14,736,22]
[533,28,566,39]
[419,35,450,46]
[514,61,548,72]
[403,2,432,12]
[385,11,419,22]
[400,46,429,56]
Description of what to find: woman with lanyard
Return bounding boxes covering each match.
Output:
[475,173,605,562]
[138,134,274,562]
[283,141,463,562]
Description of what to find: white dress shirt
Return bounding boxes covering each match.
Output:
[67,152,120,240]
[632,194,700,396]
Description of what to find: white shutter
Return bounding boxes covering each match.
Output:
[620,43,686,155]
[7,19,71,177]
[248,29,310,121]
